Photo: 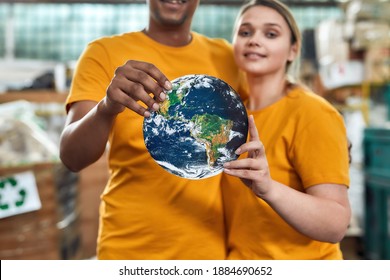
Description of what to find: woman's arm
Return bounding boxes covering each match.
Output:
[223,115,351,243]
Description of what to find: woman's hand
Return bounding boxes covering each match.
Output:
[223,115,273,198]
[104,60,172,117]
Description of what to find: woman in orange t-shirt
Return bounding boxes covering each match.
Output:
[222,0,351,259]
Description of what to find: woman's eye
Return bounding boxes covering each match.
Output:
[266,31,277,38]
[238,30,251,37]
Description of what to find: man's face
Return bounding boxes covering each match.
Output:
[148,0,200,27]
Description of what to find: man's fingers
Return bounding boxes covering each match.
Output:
[112,61,171,111]
[108,73,155,111]
[121,61,171,100]
[130,60,172,90]
[107,85,151,117]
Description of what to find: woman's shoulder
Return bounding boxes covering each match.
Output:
[288,86,339,115]
[283,86,346,138]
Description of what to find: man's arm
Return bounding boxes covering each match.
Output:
[59,60,172,172]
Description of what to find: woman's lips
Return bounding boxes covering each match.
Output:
[244,52,266,59]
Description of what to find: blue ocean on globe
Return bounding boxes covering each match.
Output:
[143,74,248,179]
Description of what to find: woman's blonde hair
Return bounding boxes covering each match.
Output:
[233,0,302,83]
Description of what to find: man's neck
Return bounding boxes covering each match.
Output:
[143,27,192,47]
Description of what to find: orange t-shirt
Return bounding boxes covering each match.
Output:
[222,87,350,260]
[66,31,247,259]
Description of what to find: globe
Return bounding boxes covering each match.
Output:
[143,74,248,179]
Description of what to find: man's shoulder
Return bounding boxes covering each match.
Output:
[90,31,141,45]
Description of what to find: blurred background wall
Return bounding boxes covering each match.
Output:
[0,2,341,61]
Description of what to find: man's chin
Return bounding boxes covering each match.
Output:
[161,17,187,26]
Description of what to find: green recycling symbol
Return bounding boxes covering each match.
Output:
[0,176,27,210]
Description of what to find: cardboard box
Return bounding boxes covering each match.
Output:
[0,163,81,260]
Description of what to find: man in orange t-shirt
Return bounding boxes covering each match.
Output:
[60,0,247,259]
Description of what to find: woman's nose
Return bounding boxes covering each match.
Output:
[247,35,261,47]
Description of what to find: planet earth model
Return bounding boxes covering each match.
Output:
[143,74,248,179]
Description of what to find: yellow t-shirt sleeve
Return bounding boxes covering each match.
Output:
[292,104,350,188]
[66,41,113,110]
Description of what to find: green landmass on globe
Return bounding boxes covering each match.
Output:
[159,82,188,117]
[160,80,234,168]
[191,114,233,167]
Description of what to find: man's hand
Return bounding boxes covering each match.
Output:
[105,60,172,117]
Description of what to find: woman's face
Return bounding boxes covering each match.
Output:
[233,5,297,77]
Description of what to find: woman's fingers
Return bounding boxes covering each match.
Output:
[235,141,264,158]
[224,157,261,170]
[223,166,263,180]
[224,116,271,194]
[235,115,264,158]
[223,114,265,175]
[248,115,260,141]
